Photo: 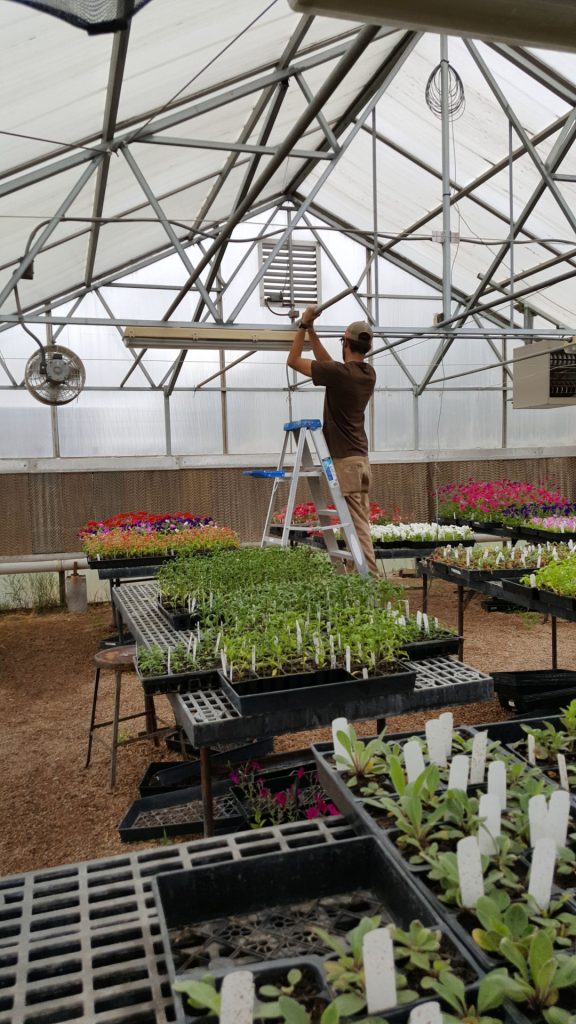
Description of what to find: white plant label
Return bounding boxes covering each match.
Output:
[558,753,570,791]
[528,837,557,911]
[529,573,536,588]
[548,790,570,849]
[345,645,351,674]
[528,794,548,847]
[448,754,469,792]
[478,793,501,856]
[332,717,349,771]
[220,971,254,1024]
[363,928,397,1013]
[422,612,430,633]
[426,719,447,767]
[470,731,488,784]
[403,740,426,783]
[438,711,454,757]
[457,836,484,908]
[408,1003,443,1024]
[416,609,423,627]
[527,734,536,765]
[487,760,507,810]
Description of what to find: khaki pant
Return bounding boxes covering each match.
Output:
[332,455,379,579]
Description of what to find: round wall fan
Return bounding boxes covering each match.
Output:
[24,345,86,406]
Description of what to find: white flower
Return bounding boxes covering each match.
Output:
[370,522,474,542]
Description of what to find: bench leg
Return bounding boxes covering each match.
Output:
[85,667,101,769]
[110,671,122,791]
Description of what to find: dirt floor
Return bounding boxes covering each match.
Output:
[1,574,574,879]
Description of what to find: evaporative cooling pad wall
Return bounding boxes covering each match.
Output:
[1,457,576,555]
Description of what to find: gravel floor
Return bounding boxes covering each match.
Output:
[0,574,573,877]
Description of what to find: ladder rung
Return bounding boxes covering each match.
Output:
[282,471,323,479]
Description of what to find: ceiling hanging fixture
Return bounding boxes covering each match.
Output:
[8,0,153,34]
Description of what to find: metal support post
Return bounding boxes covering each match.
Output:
[440,36,452,322]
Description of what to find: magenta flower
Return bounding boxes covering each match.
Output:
[305,806,321,819]
[273,791,288,807]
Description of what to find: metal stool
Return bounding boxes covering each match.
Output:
[85,644,158,789]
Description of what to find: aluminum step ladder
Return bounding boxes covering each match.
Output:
[245,419,369,576]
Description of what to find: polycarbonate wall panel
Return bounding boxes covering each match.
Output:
[418,390,502,450]
[507,405,576,447]
[291,388,325,424]
[58,392,166,457]
[0,391,53,457]
[170,391,223,455]
[373,391,415,451]
[226,391,291,454]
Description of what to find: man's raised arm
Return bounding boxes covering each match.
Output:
[286,306,332,377]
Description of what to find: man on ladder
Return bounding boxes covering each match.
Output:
[287,307,379,579]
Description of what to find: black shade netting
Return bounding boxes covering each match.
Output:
[7,0,154,33]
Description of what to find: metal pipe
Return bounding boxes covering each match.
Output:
[0,557,88,574]
[440,36,452,321]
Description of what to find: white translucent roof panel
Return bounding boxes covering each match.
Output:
[117,0,367,126]
[0,5,112,171]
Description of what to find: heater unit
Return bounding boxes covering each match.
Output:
[513,339,576,409]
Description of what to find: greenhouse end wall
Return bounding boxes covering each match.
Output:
[2,456,576,556]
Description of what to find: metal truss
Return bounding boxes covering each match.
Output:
[3,16,576,461]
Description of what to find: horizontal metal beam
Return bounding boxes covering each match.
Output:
[2,445,575,474]
[1,312,575,336]
[138,136,333,160]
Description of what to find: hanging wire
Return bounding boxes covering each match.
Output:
[425,63,466,120]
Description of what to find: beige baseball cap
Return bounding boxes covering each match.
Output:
[346,321,373,343]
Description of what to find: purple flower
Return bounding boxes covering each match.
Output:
[229,770,239,784]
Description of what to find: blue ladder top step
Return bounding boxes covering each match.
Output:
[243,469,287,478]
[284,418,322,431]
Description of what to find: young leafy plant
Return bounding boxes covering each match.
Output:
[421,972,506,1024]
[484,930,576,1023]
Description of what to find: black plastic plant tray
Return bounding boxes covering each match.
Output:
[156,598,200,631]
[0,817,358,1024]
[402,635,461,660]
[536,588,576,616]
[516,524,576,543]
[153,835,481,1023]
[230,762,325,826]
[135,661,225,697]
[118,782,246,842]
[164,731,274,761]
[220,663,416,716]
[493,670,576,715]
[175,958,331,1024]
[140,740,278,797]
[502,686,576,717]
[374,537,476,550]
[429,560,528,583]
[498,578,543,607]
[87,553,174,569]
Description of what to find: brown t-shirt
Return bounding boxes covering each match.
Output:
[310,360,376,458]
